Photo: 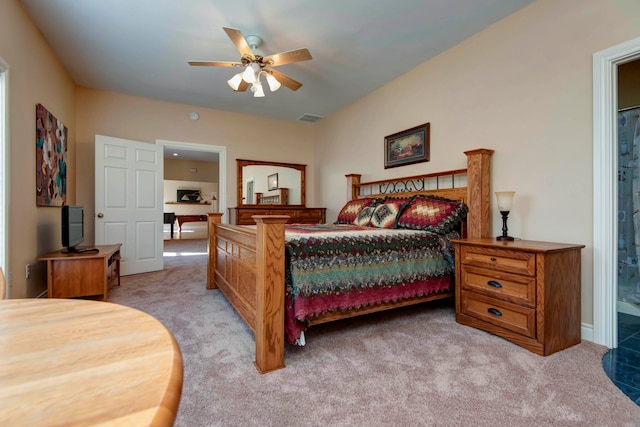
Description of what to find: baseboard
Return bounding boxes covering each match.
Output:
[581,322,594,343]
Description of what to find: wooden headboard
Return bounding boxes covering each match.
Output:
[345,148,493,238]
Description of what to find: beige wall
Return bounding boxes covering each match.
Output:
[314,0,640,327]
[0,0,76,298]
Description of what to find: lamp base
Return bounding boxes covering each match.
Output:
[497,210,514,242]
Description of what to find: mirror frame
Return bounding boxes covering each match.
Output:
[236,159,306,207]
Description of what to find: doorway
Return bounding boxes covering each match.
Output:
[593,36,640,406]
[616,67,640,319]
[156,140,227,240]
[593,36,640,348]
[245,178,254,205]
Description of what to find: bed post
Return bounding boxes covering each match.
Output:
[346,174,362,201]
[207,213,223,290]
[464,149,494,238]
[252,215,288,373]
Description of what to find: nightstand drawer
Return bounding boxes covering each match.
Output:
[460,266,536,307]
[460,292,536,339]
[460,246,535,276]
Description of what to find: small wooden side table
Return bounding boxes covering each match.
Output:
[37,244,121,301]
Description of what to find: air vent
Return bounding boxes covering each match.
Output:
[297,113,324,123]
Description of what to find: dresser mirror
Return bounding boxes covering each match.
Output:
[237,159,306,206]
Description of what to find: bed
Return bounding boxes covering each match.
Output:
[207,148,494,373]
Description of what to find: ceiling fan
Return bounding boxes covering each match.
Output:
[188,27,312,97]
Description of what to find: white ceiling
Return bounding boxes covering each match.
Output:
[19,0,534,127]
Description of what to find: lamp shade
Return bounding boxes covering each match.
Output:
[227,73,243,90]
[242,63,260,83]
[495,191,515,212]
[265,73,281,92]
[252,82,265,97]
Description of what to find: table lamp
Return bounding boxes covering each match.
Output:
[495,191,515,241]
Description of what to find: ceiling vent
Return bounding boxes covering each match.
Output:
[297,113,325,123]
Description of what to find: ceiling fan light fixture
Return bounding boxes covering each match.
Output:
[252,82,265,97]
[265,72,281,92]
[227,72,243,90]
[190,28,312,98]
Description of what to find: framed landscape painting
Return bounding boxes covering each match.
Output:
[36,104,67,206]
[384,123,430,169]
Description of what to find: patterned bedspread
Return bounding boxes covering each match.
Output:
[283,224,457,344]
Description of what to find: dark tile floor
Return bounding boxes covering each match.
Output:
[602,312,640,405]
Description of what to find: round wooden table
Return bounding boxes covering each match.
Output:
[0,299,183,426]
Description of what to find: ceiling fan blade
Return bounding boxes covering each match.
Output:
[235,80,250,92]
[263,48,312,67]
[266,68,303,91]
[223,27,253,57]
[188,60,242,67]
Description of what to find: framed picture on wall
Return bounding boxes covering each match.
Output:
[384,123,430,169]
[177,189,201,202]
[268,173,278,191]
[36,103,67,206]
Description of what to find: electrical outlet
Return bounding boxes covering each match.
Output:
[25,264,30,279]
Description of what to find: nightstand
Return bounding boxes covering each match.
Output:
[452,238,585,356]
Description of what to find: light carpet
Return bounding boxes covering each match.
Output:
[109,239,640,426]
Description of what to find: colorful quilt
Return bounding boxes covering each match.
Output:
[283,224,457,344]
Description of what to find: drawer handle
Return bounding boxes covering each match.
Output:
[487,308,502,316]
[487,280,502,288]
[490,257,497,262]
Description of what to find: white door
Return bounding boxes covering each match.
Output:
[95,135,163,275]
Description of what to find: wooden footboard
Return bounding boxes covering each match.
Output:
[207,213,288,373]
[208,148,493,373]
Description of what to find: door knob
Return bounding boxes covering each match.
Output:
[97,213,104,218]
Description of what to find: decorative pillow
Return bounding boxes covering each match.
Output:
[369,198,409,228]
[334,198,381,224]
[396,195,468,234]
[353,205,377,226]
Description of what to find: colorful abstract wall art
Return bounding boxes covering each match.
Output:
[36,103,67,206]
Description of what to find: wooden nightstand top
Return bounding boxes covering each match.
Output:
[451,237,585,253]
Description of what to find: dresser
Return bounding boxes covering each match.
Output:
[228,206,326,225]
[453,238,584,356]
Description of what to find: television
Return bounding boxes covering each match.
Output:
[61,205,93,253]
